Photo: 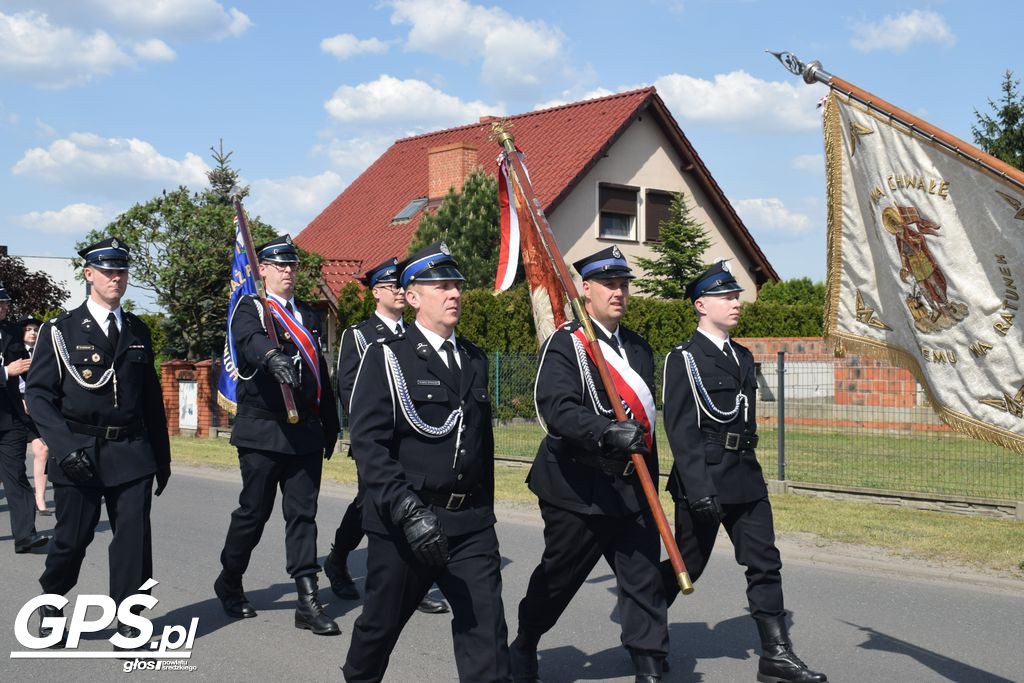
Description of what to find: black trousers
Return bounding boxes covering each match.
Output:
[332,485,363,555]
[219,448,323,580]
[343,526,509,683]
[40,475,153,606]
[517,501,668,656]
[0,425,36,544]
[667,495,784,620]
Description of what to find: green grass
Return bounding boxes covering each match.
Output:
[492,422,1024,501]
[170,436,1024,577]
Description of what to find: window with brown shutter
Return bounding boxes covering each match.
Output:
[598,184,638,240]
[645,190,674,242]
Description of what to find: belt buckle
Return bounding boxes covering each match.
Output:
[105,425,121,440]
[446,493,466,510]
[622,460,635,476]
[724,432,740,450]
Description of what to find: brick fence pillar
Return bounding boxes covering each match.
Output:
[160,360,197,436]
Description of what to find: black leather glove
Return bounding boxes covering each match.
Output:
[391,492,448,567]
[60,449,95,484]
[155,467,170,496]
[263,350,299,388]
[599,419,649,458]
[689,495,723,526]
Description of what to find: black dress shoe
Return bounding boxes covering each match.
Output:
[323,546,360,600]
[36,604,65,647]
[37,507,55,516]
[15,532,51,553]
[113,622,145,654]
[214,573,257,619]
[416,595,449,614]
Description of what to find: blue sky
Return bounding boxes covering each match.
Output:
[1,0,1020,306]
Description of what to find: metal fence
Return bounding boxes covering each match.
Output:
[488,351,1024,503]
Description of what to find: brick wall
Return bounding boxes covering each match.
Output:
[427,142,479,200]
[736,336,919,408]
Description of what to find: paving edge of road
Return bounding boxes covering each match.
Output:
[175,464,1024,597]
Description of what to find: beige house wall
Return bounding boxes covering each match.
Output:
[548,115,759,301]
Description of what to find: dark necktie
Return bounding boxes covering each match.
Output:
[724,340,738,366]
[441,340,461,390]
[107,312,120,350]
[395,321,404,335]
[607,332,624,360]
[285,301,295,315]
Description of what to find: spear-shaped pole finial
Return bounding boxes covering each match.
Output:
[766,50,832,85]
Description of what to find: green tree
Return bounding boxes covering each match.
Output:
[633,192,712,298]
[972,70,1024,171]
[408,169,501,289]
[756,277,825,307]
[77,143,322,360]
[0,254,70,320]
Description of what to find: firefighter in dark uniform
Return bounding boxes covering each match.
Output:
[342,241,509,682]
[660,261,826,683]
[26,238,170,645]
[214,234,340,636]
[510,246,668,683]
[323,257,448,614]
[0,285,50,553]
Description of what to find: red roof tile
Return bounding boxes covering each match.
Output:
[297,87,777,295]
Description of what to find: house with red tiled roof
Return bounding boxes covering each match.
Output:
[297,87,777,344]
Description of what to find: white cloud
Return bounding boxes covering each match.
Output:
[68,0,251,39]
[314,135,395,180]
[389,0,567,95]
[248,171,345,233]
[321,33,388,59]
[324,74,501,129]
[0,10,131,88]
[734,198,813,237]
[15,202,115,235]
[132,38,175,61]
[12,133,209,194]
[850,10,955,53]
[533,87,614,111]
[792,154,823,173]
[34,119,56,139]
[655,70,824,133]
[0,101,18,125]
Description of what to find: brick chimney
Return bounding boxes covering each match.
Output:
[427,142,478,200]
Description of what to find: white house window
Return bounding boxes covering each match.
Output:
[598,184,638,240]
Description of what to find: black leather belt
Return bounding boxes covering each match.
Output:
[703,430,758,451]
[66,419,144,441]
[418,489,474,510]
[569,451,635,477]
[237,404,313,423]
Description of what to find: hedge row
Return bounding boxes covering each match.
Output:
[335,283,824,355]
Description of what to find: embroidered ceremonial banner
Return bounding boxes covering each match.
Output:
[823,90,1024,452]
[494,148,568,345]
[217,217,258,414]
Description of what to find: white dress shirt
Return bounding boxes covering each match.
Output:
[415,322,460,369]
[86,297,123,336]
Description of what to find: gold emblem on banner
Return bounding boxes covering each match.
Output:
[848,120,874,156]
[881,205,968,333]
[995,190,1024,220]
[855,291,891,330]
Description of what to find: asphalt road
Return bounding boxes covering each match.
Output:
[2,465,1022,681]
